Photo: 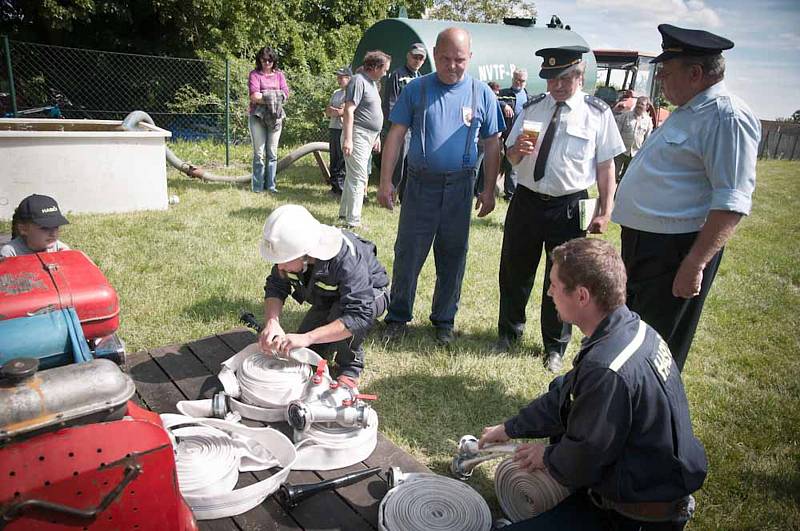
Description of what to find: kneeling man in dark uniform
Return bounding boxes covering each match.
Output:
[480,238,707,530]
[258,204,390,390]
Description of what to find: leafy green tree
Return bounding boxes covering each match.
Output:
[2,0,540,144]
[425,0,536,23]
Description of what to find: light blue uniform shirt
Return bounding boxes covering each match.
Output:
[389,73,503,174]
[612,82,760,234]
[512,87,527,116]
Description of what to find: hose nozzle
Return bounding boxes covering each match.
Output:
[450,434,519,480]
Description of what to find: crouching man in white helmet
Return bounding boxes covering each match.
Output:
[259,204,390,389]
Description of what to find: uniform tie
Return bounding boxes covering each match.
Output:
[533,101,565,181]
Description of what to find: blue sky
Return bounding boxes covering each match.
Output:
[536,0,800,119]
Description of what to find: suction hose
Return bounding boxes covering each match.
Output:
[122,110,329,183]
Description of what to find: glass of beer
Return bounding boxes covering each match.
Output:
[522,120,542,144]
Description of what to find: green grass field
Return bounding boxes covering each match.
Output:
[4,142,798,529]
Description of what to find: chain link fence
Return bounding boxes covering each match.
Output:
[0,38,332,153]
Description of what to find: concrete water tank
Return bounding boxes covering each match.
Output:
[352,17,596,95]
[0,118,171,220]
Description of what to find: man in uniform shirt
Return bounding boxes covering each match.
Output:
[378,27,504,345]
[613,24,760,372]
[614,96,653,181]
[497,69,529,200]
[382,43,427,201]
[480,238,708,530]
[495,45,624,372]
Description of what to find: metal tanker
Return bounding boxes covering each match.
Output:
[352,16,597,95]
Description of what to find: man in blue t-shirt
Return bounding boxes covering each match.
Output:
[378,27,504,345]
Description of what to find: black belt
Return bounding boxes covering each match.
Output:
[520,186,585,203]
[590,491,695,523]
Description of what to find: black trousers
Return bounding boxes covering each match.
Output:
[328,127,345,193]
[498,186,587,355]
[500,153,517,199]
[620,227,723,372]
[297,288,389,378]
[502,492,687,531]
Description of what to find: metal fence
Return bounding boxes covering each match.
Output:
[0,37,252,156]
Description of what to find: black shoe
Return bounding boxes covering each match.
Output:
[383,321,407,343]
[545,352,564,373]
[435,327,455,346]
[490,337,513,354]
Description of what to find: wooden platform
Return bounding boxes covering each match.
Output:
[128,328,430,530]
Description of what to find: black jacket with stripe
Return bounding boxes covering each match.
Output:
[504,305,708,502]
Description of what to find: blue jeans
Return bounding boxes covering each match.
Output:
[385,168,475,330]
[249,114,282,192]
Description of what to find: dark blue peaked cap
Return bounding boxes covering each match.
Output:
[535,45,590,79]
[651,24,734,63]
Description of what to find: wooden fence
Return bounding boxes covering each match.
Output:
[759,120,800,160]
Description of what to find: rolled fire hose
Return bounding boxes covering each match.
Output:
[378,469,492,531]
[292,407,379,470]
[159,413,296,520]
[176,343,378,471]
[122,110,329,183]
[494,458,570,522]
[451,435,570,522]
[177,343,316,422]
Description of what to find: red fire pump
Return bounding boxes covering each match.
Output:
[0,358,198,530]
[0,251,197,529]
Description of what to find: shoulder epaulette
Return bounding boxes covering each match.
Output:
[523,93,547,109]
[585,94,610,112]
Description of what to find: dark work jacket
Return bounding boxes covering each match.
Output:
[504,306,708,503]
[382,64,420,130]
[264,231,389,337]
[498,86,528,138]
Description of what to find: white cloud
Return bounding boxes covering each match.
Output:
[548,0,800,118]
[575,0,721,27]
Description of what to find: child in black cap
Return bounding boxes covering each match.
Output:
[1,194,71,257]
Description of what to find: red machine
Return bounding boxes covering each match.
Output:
[0,250,120,339]
[0,404,197,530]
[0,359,197,530]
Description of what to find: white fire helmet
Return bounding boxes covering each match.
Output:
[259,205,343,264]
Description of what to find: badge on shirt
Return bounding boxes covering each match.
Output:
[462,106,473,127]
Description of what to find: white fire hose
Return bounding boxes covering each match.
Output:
[176,343,378,471]
[159,413,296,520]
[379,468,493,531]
[494,458,570,521]
[452,435,570,522]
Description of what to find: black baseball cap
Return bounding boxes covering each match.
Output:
[15,194,69,228]
[651,24,734,63]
